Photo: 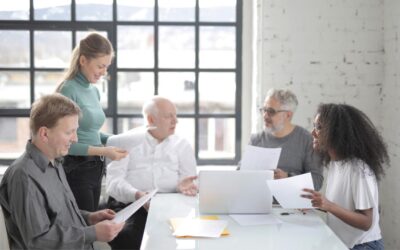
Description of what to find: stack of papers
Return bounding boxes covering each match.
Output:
[169,216,229,238]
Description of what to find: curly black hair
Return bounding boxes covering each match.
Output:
[316,103,389,181]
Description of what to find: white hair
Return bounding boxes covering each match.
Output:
[142,96,174,121]
[265,88,298,112]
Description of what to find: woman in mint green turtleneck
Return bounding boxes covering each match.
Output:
[56,33,127,211]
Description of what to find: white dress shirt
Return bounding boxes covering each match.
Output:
[106,130,197,204]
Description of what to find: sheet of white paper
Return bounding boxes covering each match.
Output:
[0,166,7,175]
[266,173,314,209]
[240,145,281,170]
[105,127,157,165]
[230,214,283,226]
[173,219,228,238]
[112,189,158,223]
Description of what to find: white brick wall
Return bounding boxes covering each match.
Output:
[252,0,400,248]
[382,1,400,249]
[256,0,384,131]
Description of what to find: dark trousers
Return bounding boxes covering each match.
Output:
[351,239,384,250]
[107,197,148,250]
[63,155,105,212]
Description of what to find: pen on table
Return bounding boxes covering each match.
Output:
[297,209,307,215]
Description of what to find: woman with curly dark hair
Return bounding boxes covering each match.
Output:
[302,103,389,250]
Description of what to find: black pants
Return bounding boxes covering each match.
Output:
[107,197,148,250]
[63,155,105,212]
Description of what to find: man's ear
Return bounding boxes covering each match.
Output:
[286,111,293,120]
[147,114,155,125]
[37,126,49,143]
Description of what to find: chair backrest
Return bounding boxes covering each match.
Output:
[0,206,10,250]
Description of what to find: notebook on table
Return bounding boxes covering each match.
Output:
[199,170,273,214]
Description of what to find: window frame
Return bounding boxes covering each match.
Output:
[0,0,242,166]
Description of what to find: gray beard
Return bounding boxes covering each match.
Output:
[265,123,285,134]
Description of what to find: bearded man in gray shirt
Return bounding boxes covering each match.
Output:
[248,89,323,190]
[0,94,124,249]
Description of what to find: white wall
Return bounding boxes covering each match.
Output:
[382,0,400,249]
[247,0,400,248]
[256,0,384,130]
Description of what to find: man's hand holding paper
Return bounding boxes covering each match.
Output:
[112,189,158,223]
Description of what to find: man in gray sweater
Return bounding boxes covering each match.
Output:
[247,89,323,190]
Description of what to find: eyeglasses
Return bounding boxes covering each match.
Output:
[313,123,322,131]
[258,107,289,116]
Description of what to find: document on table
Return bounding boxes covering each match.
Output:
[240,145,281,170]
[172,218,228,238]
[112,189,158,223]
[170,216,230,238]
[266,173,314,209]
[230,214,283,226]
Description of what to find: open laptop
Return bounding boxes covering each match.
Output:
[199,170,273,214]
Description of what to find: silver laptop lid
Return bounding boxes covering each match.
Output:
[199,170,273,214]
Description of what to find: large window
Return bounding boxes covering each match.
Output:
[0,0,242,165]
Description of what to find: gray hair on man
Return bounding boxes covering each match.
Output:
[142,97,159,119]
[142,96,173,119]
[265,88,298,112]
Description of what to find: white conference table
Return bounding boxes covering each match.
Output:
[140,193,348,250]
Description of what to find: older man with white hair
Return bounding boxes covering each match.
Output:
[105,96,197,250]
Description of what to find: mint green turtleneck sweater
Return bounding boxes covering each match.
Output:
[59,72,110,155]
